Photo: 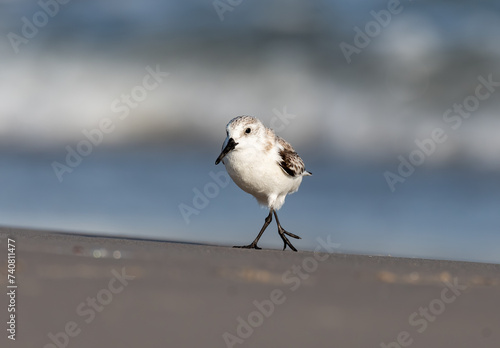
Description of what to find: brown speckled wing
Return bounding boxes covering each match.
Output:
[276,136,307,177]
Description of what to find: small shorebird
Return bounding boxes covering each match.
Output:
[215,116,311,251]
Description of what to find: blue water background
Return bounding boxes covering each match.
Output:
[2,148,499,264]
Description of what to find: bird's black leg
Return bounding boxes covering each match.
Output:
[233,210,273,250]
[273,210,301,252]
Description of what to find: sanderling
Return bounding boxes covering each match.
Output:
[215,115,312,251]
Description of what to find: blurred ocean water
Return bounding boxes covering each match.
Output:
[1,148,499,264]
[0,0,499,262]
[0,0,499,166]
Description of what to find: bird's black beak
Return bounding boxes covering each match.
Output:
[215,138,238,165]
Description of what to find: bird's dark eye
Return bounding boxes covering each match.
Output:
[245,128,251,134]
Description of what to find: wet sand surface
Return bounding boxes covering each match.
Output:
[1,227,499,348]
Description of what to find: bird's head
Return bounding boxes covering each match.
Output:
[215,116,267,165]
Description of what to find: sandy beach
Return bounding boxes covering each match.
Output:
[1,226,499,348]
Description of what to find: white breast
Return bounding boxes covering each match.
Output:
[223,146,303,210]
